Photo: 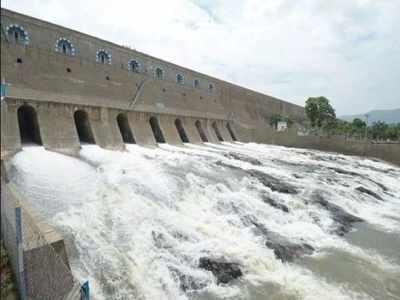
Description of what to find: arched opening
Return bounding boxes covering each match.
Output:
[212,122,224,142]
[129,60,140,73]
[175,119,189,143]
[176,74,184,85]
[97,50,111,64]
[55,38,75,56]
[117,113,135,143]
[226,123,237,141]
[74,110,95,144]
[7,25,28,45]
[155,67,164,80]
[195,120,208,142]
[17,105,42,145]
[149,116,165,143]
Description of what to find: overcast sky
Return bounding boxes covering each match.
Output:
[3,0,400,115]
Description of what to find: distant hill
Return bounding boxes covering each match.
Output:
[340,108,400,125]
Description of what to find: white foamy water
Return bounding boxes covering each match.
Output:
[9,143,400,300]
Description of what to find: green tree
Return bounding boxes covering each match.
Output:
[351,118,366,138]
[385,123,400,141]
[305,97,336,130]
[370,121,389,140]
[269,114,282,129]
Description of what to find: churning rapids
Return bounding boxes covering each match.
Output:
[8,143,400,300]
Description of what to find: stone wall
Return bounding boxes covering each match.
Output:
[1,8,305,130]
[1,98,237,154]
[235,123,400,166]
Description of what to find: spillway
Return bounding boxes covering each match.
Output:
[8,143,400,300]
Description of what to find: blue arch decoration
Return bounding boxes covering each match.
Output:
[96,49,112,64]
[55,38,76,56]
[155,67,164,80]
[128,59,140,72]
[6,24,29,45]
[176,74,184,84]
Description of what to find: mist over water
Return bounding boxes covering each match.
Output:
[9,143,400,300]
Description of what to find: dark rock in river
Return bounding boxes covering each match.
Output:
[248,169,298,194]
[265,241,314,263]
[260,194,289,213]
[242,215,315,262]
[198,257,242,284]
[328,167,360,177]
[224,152,262,166]
[169,267,207,292]
[313,192,363,236]
[356,186,383,201]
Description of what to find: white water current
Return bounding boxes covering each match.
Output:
[9,143,400,300]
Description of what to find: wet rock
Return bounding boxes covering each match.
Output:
[328,167,360,177]
[265,241,314,263]
[356,186,383,201]
[151,231,174,249]
[248,169,298,194]
[313,193,363,236]
[260,194,289,213]
[198,257,242,284]
[215,160,242,171]
[242,216,314,262]
[224,152,262,166]
[368,179,389,192]
[169,267,207,292]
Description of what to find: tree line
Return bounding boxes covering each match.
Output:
[304,97,400,141]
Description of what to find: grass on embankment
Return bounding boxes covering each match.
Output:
[1,240,19,300]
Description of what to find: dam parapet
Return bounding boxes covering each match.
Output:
[1,161,84,299]
[1,7,305,155]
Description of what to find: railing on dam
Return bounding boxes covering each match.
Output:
[0,162,89,300]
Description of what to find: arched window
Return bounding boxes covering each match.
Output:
[96,49,112,64]
[128,59,140,73]
[155,67,164,80]
[176,74,184,85]
[195,120,208,142]
[55,38,75,56]
[6,24,29,45]
[193,79,200,88]
[208,83,214,93]
[17,105,42,145]
[212,121,224,142]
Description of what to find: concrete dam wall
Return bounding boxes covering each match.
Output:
[1,8,305,156]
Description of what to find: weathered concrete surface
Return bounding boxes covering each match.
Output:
[1,8,305,129]
[1,173,76,300]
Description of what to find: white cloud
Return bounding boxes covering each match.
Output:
[3,0,400,114]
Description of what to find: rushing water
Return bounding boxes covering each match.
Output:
[8,143,400,300]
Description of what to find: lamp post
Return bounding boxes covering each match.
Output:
[363,113,369,156]
[364,114,369,141]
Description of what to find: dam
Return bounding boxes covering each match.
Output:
[1,7,400,300]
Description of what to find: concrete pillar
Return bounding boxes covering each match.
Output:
[218,120,233,142]
[182,117,202,144]
[37,103,80,151]
[158,115,182,145]
[87,107,124,150]
[1,99,21,155]
[205,119,221,143]
[128,112,157,146]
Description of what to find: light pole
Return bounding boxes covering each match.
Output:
[363,113,369,156]
[364,114,369,141]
